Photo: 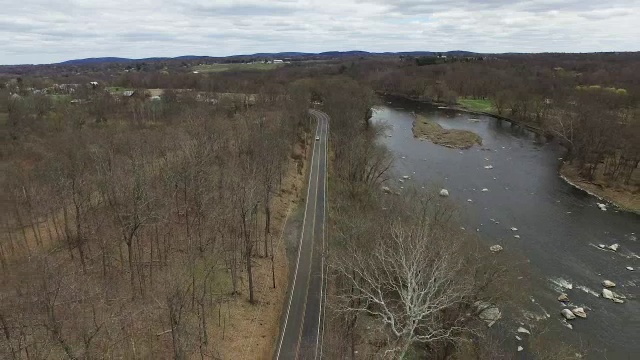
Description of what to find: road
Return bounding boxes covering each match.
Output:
[275,109,328,360]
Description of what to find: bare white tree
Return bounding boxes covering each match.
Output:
[333,195,473,358]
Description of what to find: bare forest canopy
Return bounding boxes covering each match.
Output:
[0,51,638,358]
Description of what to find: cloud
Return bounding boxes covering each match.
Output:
[2,0,639,64]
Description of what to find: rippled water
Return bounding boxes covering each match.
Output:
[373,97,639,359]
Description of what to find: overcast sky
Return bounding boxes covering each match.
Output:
[2,0,639,65]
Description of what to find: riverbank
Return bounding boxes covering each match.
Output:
[559,162,640,214]
[412,114,482,149]
[377,92,545,135]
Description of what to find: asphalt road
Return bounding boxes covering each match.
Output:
[275,109,328,360]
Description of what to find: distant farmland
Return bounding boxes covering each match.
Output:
[192,62,284,73]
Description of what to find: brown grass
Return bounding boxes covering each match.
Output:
[560,162,640,213]
[412,115,482,149]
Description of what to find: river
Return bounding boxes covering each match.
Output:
[372,97,639,359]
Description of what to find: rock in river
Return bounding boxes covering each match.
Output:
[490,245,503,253]
[572,307,587,318]
[627,266,634,271]
[561,309,576,320]
[608,243,620,252]
[476,301,501,327]
[558,293,569,302]
[602,280,616,288]
[517,327,531,335]
[602,288,615,300]
[439,189,449,197]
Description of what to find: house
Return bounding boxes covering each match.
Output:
[273,59,284,64]
[54,83,80,94]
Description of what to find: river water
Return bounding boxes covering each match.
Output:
[372,97,639,359]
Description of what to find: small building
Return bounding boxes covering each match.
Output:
[273,59,284,64]
[123,90,135,97]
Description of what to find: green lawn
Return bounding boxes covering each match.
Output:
[458,98,495,113]
[106,87,133,94]
[192,62,284,73]
[48,94,72,103]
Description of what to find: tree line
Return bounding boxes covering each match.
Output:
[345,53,640,186]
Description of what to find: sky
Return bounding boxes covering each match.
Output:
[2,0,640,65]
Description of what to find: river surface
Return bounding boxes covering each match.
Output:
[372,97,639,359]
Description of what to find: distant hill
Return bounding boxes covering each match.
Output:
[58,57,148,65]
[55,50,481,66]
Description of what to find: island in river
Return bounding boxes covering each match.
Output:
[412,114,482,149]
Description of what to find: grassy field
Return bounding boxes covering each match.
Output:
[458,98,495,113]
[48,94,72,103]
[192,62,284,73]
[106,86,133,94]
[413,115,482,149]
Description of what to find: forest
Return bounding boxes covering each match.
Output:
[1,51,638,358]
[0,67,315,358]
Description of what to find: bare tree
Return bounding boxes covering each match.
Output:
[333,193,475,358]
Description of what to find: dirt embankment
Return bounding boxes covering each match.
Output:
[412,114,482,149]
[560,162,640,213]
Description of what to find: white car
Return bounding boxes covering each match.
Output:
[315,136,320,141]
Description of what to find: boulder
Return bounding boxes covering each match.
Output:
[608,243,619,252]
[467,199,473,202]
[561,309,576,320]
[517,327,531,335]
[558,293,569,302]
[476,302,501,327]
[481,188,489,192]
[514,235,521,239]
[381,186,391,194]
[598,244,606,249]
[572,307,587,318]
[511,227,518,231]
[490,245,503,253]
[597,203,607,211]
[439,189,450,197]
[402,175,410,180]
[602,288,614,300]
[484,165,494,169]
[517,346,523,352]
[602,280,616,288]
[626,266,634,271]
[612,298,625,304]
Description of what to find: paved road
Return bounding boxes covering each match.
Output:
[275,110,328,360]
